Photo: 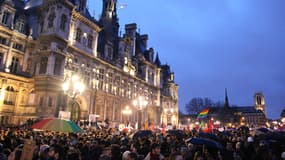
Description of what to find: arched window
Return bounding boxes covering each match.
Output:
[87,35,93,49]
[10,57,19,73]
[60,14,67,31]
[75,28,82,42]
[21,89,27,104]
[4,86,16,105]
[48,12,55,28]
[15,17,25,33]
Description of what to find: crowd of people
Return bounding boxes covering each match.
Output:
[0,123,285,160]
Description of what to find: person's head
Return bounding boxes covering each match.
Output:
[130,143,137,153]
[166,136,171,143]
[169,151,183,160]
[48,144,62,160]
[122,151,130,160]
[151,143,161,155]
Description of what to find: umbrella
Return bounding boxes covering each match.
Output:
[167,129,185,139]
[31,118,82,133]
[186,137,224,150]
[198,132,222,142]
[132,130,153,139]
[252,127,272,136]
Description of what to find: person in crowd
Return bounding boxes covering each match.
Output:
[144,143,164,160]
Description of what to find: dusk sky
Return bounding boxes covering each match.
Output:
[89,0,285,119]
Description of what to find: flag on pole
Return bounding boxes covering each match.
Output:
[197,108,209,119]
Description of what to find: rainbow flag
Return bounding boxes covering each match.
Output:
[197,108,209,119]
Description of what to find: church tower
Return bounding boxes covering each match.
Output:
[254,92,266,116]
[97,0,119,60]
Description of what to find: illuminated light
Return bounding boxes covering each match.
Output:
[164,108,168,113]
[83,32,87,38]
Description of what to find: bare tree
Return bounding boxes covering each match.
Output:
[185,97,204,114]
[185,97,215,115]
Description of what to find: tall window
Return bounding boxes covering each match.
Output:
[48,97,53,107]
[0,53,3,66]
[2,11,10,25]
[15,18,25,33]
[60,14,67,31]
[107,73,113,93]
[40,21,44,32]
[0,37,7,45]
[87,35,93,49]
[39,57,48,74]
[4,86,16,105]
[257,96,262,105]
[48,12,55,28]
[39,97,44,107]
[10,57,19,73]
[54,57,62,75]
[75,28,82,42]
[26,58,32,72]
[98,68,104,90]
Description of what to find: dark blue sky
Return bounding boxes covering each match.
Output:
[89,0,285,119]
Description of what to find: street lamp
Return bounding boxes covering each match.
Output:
[122,105,132,126]
[133,96,148,130]
[62,75,85,121]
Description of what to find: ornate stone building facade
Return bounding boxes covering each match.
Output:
[0,0,178,127]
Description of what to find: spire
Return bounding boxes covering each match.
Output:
[224,88,229,108]
[154,52,161,67]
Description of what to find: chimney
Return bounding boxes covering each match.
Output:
[140,34,148,49]
[125,23,137,37]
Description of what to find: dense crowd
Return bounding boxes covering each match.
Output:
[0,124,285,160]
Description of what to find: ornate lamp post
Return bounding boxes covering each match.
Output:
[62,75,85,121]
[133,96,148,130]
[122,105,132,126]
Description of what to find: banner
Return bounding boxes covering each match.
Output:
[58,111,71,120]
[89,114,100,122]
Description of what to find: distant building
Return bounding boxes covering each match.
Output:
[208,90,267,127]
[0,0,178,126]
